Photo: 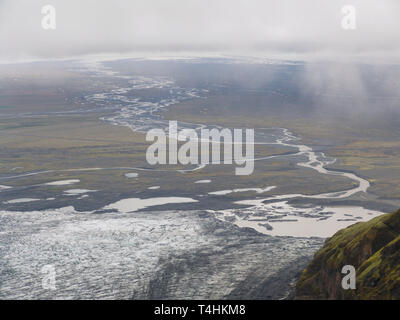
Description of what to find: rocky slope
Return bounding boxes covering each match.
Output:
[296,209,400,299]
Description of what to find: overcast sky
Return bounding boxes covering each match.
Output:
[1,0,400,63]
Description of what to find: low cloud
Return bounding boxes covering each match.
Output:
[1,0,400,62]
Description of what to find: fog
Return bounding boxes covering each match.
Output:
[1,0,400,120]
[1,0,400,63]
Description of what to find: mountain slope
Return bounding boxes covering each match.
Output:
[295,209,400,299]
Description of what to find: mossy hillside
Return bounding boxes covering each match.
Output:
[355,235,400,299]
[296,209,400,299]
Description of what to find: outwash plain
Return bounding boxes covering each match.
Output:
[1,58,400,299]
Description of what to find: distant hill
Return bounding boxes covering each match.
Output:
[296,209,400,299]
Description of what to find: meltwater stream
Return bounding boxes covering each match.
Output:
[1,59,384,238]
[77,60,384,238]
[211,128,381,238]
[0,59,386,299]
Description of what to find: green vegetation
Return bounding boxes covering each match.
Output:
[0,110,356,199]
[164,97,400,202]
[296,208,400,299]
